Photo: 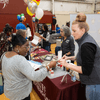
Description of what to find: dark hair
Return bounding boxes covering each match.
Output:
[19,19,23,22]
[0,32,9,57]
[3,25,11,35]
[11,34,27,48]
[56,24,58,27]
[9,26,14,33]
[72,13,89,32]
[26,23,31,30]
[5,23,10,27]
[35,19,39,23]
[43,24,48,32]
[66,22,70,27]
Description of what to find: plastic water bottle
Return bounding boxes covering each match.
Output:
[71,73,76,82]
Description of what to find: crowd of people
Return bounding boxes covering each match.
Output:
[0,13,100,100]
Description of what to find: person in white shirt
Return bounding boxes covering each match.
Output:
[26,23,32,40]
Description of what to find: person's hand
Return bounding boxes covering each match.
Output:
[58,58,67,67]
[38,38,41,43]
[39,35,43,38]
[62,55,68,60]
[66,52,71,56]
[69,70,74,76]
[48,61,56,68]
[7,37,12,41]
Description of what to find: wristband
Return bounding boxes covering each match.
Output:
[47,65,50,71]
[46,63,50,71]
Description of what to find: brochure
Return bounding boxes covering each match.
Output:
[31,35,40,45]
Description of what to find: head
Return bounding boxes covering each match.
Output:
[16,29,26,38]
[5,23,10,27]
[56,24,59,28]
[4,25,11,36]
[11,34,29,56]
[42,24,48,32]
[35,19,39,23]
[19,19,23,23]
[66,22,70,27]
[9,26,14,35]
[72,13,89,40]
[26,23,29,27]
[60,26,71,37]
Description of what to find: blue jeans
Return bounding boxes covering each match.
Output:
[86,85,100,100]
[45,46,50,52]
[55,46,61,55]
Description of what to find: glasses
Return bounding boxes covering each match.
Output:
[22,46,30,49]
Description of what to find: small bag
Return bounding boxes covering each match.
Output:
[0,52,6,95]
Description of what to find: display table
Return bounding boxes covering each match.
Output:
[31,48,86,100]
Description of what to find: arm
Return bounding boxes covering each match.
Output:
[18,56,48,82]
[40,32,50,41]
[59,58,82,74]
[66,37,75,56]
[18,56,56,82]
[59,43,96,75]
[81,43,96,75]
[62,55,76,61]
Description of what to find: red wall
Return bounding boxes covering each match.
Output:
[0,0,55,35]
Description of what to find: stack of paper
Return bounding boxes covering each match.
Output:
[28,60,42,70]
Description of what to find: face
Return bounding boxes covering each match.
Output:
[60,29,64,37]
[71,24,85,40]
[18,41,30,56]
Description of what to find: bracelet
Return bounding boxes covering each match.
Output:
[46,63,50,71]
[47,65,50,71]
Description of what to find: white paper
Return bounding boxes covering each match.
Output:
[31,35,39,45]
[58,51,62,60]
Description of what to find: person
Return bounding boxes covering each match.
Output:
[26,23,32,40]
[3,25,14,51]
[9,26,14,35]
[0,32,9,57]
[16,29,26,38]
[16,19,26,32]
[56,24,60,34]
[60,26,75,63]
[59,13,100,100]
[39,24,50,52]
[16,29,30,60]
[1,33,56,100]
[66,21,70,27]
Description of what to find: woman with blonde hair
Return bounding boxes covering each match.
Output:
[59,13,100,100]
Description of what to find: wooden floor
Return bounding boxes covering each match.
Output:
[0,43,57,100]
